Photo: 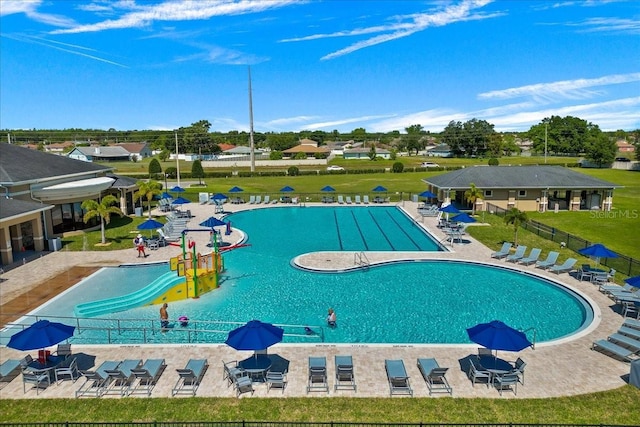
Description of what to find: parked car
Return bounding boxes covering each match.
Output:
[615,157,631,162]
[327,165,345,171]
[420,162,440,168]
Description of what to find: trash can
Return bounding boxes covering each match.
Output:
[630,359,640,389]
[135,207,143,217]
[48,237,61,251]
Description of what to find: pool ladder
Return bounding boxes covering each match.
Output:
[354,251,370,270]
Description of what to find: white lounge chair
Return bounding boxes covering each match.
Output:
[363,195,370,204]
[355,195,361,204]
[337,195,344,204]
[248,195,256,204]
[263,195,270,204]
[345,196,353,204]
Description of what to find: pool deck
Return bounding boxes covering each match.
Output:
[0,200,634,399]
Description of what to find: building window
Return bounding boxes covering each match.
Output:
[518,190,527,197]
[484,190,493,197]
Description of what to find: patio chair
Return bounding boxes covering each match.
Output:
[266,370,287,393]
[55,343,72,359]
[129,359,167,397]
[592,339,638,362]
[355,195,361,204]
[234,374,255,397]
[519,248,542,266]
[490,242,512,259]
[345,196,353,204]
[22,369,51,394]
[549,257,578,274]
[513,357,526,385]
[307,356,329,393]
[172,359,208,396]
[385,359,412,396]
[222,360,246,387]
[0,359,22,383]
[535,251,560,270]
[493,372,519,395]
[417,358,452,395]
[506,245,527,263]
[103,359,142,396]
[593,268,616,285]
[363,195,370,204]
[54,357,80,384]
[334,355,356,391]
[622,301,639,319]
[467,358,491,387]
[577,264,594,281]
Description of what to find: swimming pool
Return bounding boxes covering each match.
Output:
[9,206,592,346]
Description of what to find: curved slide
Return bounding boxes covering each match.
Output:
[74,272,185,318]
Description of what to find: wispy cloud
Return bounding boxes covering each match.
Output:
[0,33,129,68]
[280,0,501,60]
[174,44,269,65]
[478,73,640,103]
[0,0,76,27]
[50,0,298,34]
[569,17,640,34]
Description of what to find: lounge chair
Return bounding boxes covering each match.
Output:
[417,358,452,395]
[535,251,560,270]
[506,245,527,263]
[103,359,142,396]
[248,195,256,204]
[22,369,51,394]
[263,195,270,204]
[619,326,640,340]
[490,242,513,259]
[601,283,636,296]
[172,359,208,396]
[345,196,353,204]
[592,339,639,362]
[255,195,262,204]
[355,195,361,204]
[385,359,412,396]
[363,195,370,204]
[519,248,542,266]
[337,195,344,204]
[75,360,120,398]
[0,359,22,384]
[624,318,640,330]
[334,355,356,391]
[607,333,640,352]
[549,257,578,274]
[307,356,329,393]
[129,359,166,397]
[593,268,616,285]
[467,357,491,387]
[266,370,287,393]
[54,357,80,384]
[493,372,519,395]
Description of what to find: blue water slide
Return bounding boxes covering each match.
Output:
[74,271,185,318]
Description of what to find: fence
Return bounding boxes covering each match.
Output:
[485,203,640,277]
[0,423,636,427]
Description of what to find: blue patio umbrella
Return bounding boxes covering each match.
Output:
[280,186,295,192]
[439,204,460,214]
[225,320,284,352]
[372,185,388,192]
[171,196,191,205]
[229,186,244,193]
[451,212,477,223]
[419,190,437,199]
[161,192,173,199]
[8,320,75,351]
[137,218,164,237]
[466,320,532,353]
[624,275,640,288]
[210,193,227,201]
[578,243,619,266]
[199,217,226,228]
[321,185,336,192]
[170,186,185,193]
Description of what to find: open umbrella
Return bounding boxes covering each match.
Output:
[161,192,173,199]
[578,243,618,266]
[170,186,185,193]
[8,320,75,351]
[199,217,226,228]
[321,185,336,192]
[466,320,532,354]
[419,190,437,199]
[624,275,640,288]
[137,218,164,237]
[172,196,191,205]
[210,193,227,201]
[225,320,284,352]
[451,212,477,223]
[439,203,460,221]
[229,186,244,193]
[372,185,387,192]
[280,186,294,192]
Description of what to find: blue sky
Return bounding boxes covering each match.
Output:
[1,0,638,134]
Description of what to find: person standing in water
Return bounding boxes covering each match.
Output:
[160,303,169,331]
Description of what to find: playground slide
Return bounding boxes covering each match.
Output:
[74,272,185,318]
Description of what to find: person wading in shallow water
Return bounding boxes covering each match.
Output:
[160,303,169,331]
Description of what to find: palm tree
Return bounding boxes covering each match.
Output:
[503,207,528,246]
[134,180,162,218]
[464,182,483,215]
[81,195,124,244]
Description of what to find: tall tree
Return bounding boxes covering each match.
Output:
[403,124,425,155]
[504,208,528,246]
[81,195,124,244]
[191,160,205,185]
[527,116,599,155]
[585,132,617,167]
[464,183,483,215]
[148,158,162,179]
[134,180,162,218]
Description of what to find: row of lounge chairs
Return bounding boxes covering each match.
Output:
[491,244,578,274]
[76,358,167,398]
[592,318,640,362]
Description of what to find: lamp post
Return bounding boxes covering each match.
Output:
[164,173,168,190]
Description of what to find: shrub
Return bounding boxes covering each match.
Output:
[288,166,300,176]
[294,152,307,160]
[488,157,499,166]
[269,151,283,160]
[392,162,404,173]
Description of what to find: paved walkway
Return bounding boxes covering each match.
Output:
[0,200,633,399]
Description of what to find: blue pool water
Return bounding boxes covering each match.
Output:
[18,206,591,345]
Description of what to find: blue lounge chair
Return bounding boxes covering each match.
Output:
[75,360,120,398]
[129,359,167,397]
[172,359,208,396]
[549,257,577,274]
[103,359,142,396]
[624,318,640,330]
[307,356,329,393]
[491,242,512,259]
[335,355,356,391]
[385,359,412,396]
[592,339,639,362]
[519,248,542,266]
[607,334,640,352]
[536,251,559,270]
[417,358,451,395]
[506,245,527,263]
[0,359,22,383]
[619,326,640,340]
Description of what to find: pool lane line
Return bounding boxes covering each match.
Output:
[367,209,395,251]
[349,210,369,251]
[333,210,344,250]
[382,209,422,251]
